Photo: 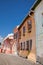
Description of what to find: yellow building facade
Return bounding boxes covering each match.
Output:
[18,12,36,62]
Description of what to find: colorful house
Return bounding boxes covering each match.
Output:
[2,33,14,54]
[18,11,36,62]
[31,0,43,64]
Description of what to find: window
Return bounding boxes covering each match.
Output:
[30,39,32,51]
[20,42,22,50]
[26,41,29,50]
[22,42,25,50]
[14,32,18,39]
[23,26,25,36]
[27,20,32,33]
[20,42,25,50]
[24,42,25,50]
[20,40,32,51]
[26,40,32,51]
[19,31,21,39]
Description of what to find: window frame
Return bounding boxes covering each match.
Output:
[27,20,32,33]
[20,42,22,50]
[29,39,32,51]
[14,32,18,39]
[26,40,29,50]
[23,26,25,36]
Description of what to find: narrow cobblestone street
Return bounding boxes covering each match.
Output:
[0,53,41,65]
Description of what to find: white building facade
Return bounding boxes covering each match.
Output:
[34,0,43,58]
[30,0,43,63]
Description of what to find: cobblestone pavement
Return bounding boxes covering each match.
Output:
[0,53,41,65]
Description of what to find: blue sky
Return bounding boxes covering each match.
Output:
[0,0,35,37]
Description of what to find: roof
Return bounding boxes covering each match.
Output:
[31,0,42,10]
[3,33,14,41]
[18,0,42,30]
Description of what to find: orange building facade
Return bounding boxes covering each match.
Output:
[13,11,36,62]
[18,12,36,62]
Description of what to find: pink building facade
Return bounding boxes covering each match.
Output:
[2,33,14,54]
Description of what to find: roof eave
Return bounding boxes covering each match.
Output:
[31,0,42,10]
